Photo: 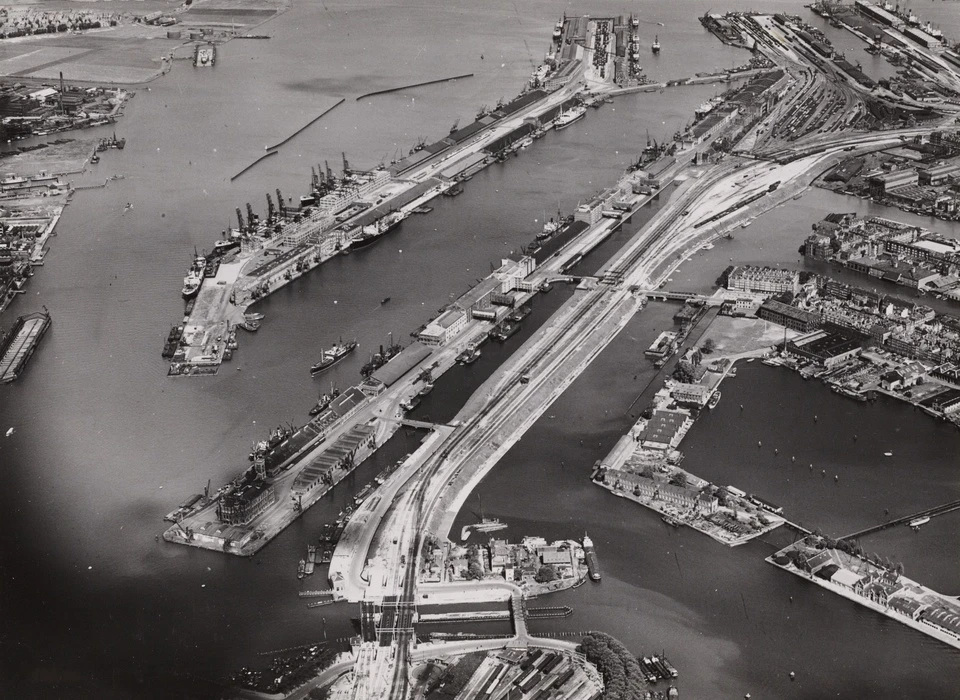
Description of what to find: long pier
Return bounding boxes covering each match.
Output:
[840,500,960,540]
[356,73,474,101]
[264,97,346,151]
[0,311,51,383]
[230,149,278,181]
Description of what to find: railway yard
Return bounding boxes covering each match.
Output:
[146,9,960,700]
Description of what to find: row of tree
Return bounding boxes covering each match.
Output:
[577,632,647,700]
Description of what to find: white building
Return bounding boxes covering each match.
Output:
[418,306,467,346]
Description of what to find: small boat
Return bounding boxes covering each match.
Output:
[297,559,306,580]
[381,297,391,305]
[909,516,929,530]
[707,391,721,409]
[652,35,661,54]
[418,381,434,397]
[662,514,681,527]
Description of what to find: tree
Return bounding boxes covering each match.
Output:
[701,337,717,354]
[669,471,688,488]
[534,565,556,583]
[466,561,483,580]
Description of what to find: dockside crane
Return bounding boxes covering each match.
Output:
[325,160,334,186]
[266,192,275,225]
[276,188,286,218]
[236,207,245,233]
[449,118,460,134]
[342,152,350,176]
[246,203,257,231]
[311,166,319,191]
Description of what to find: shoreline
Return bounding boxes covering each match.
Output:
[767,555,960,651]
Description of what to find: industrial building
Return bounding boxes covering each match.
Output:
[786,329,862,367]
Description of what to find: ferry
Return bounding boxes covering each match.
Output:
[707,391,721,409]
[474,517,508,533]
[304,546,317,576]
[553,19,563,41]
[554,104,587,130]
[310,339,358,374]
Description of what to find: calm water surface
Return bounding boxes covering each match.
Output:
[1,0,958,697]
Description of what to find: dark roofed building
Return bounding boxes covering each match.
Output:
[786,329,861,368]
[758,299,821,332]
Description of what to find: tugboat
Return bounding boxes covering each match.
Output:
[418,381,434,397]
[310,339,358,374]
[456,346,481,365]
[652,34,661,54]
[297,559,306,580]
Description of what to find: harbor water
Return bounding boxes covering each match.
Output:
[1,0,958,697]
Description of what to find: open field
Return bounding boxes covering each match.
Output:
[1,138,93,175]
[698,315,791,357]
[0,24,179,83]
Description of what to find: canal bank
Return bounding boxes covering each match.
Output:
[3,1,959,699]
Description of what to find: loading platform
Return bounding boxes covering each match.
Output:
[0,310,51,383]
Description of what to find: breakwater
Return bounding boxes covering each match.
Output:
[263,98,346,151]
[355,73,474,101]
[230,149,278,181]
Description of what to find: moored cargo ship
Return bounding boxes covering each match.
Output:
[583,532,601,581]
[310,340,358,374]
[554,104,586,130]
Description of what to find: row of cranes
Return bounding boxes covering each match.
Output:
[234,187,288,236]
[232,152,358,236]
